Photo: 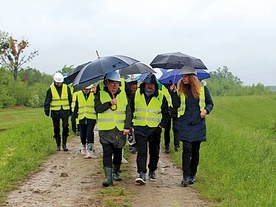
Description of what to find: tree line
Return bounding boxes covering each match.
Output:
[0,30,275,108]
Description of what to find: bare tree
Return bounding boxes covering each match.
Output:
[0,31,38,81]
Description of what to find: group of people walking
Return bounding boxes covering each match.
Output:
[44,66,214,188]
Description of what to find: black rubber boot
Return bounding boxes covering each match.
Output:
[102,167,113,187]
[113,165,122,181]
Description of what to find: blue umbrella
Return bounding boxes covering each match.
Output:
[73,55,139,91]
[158,69,210,84]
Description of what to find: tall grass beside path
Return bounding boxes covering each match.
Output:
[0,107,69,203]
[171,95,276,206]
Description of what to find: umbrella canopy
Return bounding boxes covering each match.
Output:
[73,55,139,91]
[158,69,210,84]
[118,62,156,78]
[64,61,91,84]
[150,52,207,69]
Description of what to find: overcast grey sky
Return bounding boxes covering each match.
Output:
[1,0,275,85]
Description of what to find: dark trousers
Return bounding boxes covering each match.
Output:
[164,117,179,146]
[52,117,69,146]
[79,122,96,145]
[182,141,201,176]
[101,142,122,168]
[71,112,78,133]
[135,133,161,173]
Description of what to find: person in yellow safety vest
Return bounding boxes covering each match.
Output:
[132,73,170,185]
[163,82,181,153]
[94,71,132,187]
[176,66,214,187]
[44,72,72,151]
[72,84,97,159]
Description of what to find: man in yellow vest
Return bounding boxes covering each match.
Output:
[132,73,169,185]
[94,71,131,187]
[72,84,97,159]
[44,72,72,151]
[177,66,214,187]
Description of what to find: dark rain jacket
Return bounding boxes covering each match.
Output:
[178,85,214,142]
[44,83,72,119]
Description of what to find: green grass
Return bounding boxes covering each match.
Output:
[170,95,276,206]
[1,95,276,206]
[0,107,74,203]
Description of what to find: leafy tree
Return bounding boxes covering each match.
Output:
[0,30,38,81]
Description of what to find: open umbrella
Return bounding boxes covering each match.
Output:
[118,62,156,78]
[150,52,207,69]
[64,61,91,84]
[73,55,139,91]
[158,69,210,84]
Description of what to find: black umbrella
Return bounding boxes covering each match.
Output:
[64,61,91,84]
[118,62,156,78]
[73,55,139,91]
[150,52,207,69]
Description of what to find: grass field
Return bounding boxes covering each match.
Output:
[170,95,276,206]
[1,95,276,206]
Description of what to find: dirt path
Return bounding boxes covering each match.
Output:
[3,128,213,207]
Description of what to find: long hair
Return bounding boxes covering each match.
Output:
[177,75,201,99]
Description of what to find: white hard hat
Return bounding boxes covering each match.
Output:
[53,72,64,82]
[85,84,94,89]
[106,71,120,82]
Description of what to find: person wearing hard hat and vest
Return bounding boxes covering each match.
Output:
[44,72,72,151]
[94,71,131,187]
[72,84,97,159]
[177,66,214,187]
[132,73,169,185]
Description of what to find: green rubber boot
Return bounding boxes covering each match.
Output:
[113,165,122,181]
[102,167,113,187]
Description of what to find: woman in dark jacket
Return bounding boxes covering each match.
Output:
[177,66,214,187]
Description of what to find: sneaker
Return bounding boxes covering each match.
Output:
[189,175,196,184]
[149,171,157,181]
[181,175,190,187]
[80,147,86,156]
[62,145,68,151]
[174,145,180,152]
[135,172,146,185]
[180,179,189,187]
[84,151,97,159]
[130,146,138,154]
[165,145,170,153]
[57,146,61,151]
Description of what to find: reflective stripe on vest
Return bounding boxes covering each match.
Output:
[133,91,163,127]
[50,84,70,110]
[77,91,96,120]
[177,86,205,118]
[97,91,127,131]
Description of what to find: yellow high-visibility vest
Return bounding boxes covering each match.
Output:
[97,91,127,131]
[76,91,96,120]
[50,84,70,110]
[177,86,205,118]
[161,85,172,107]
[133,91,164,127]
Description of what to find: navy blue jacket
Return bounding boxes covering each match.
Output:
[178,86,214,142]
